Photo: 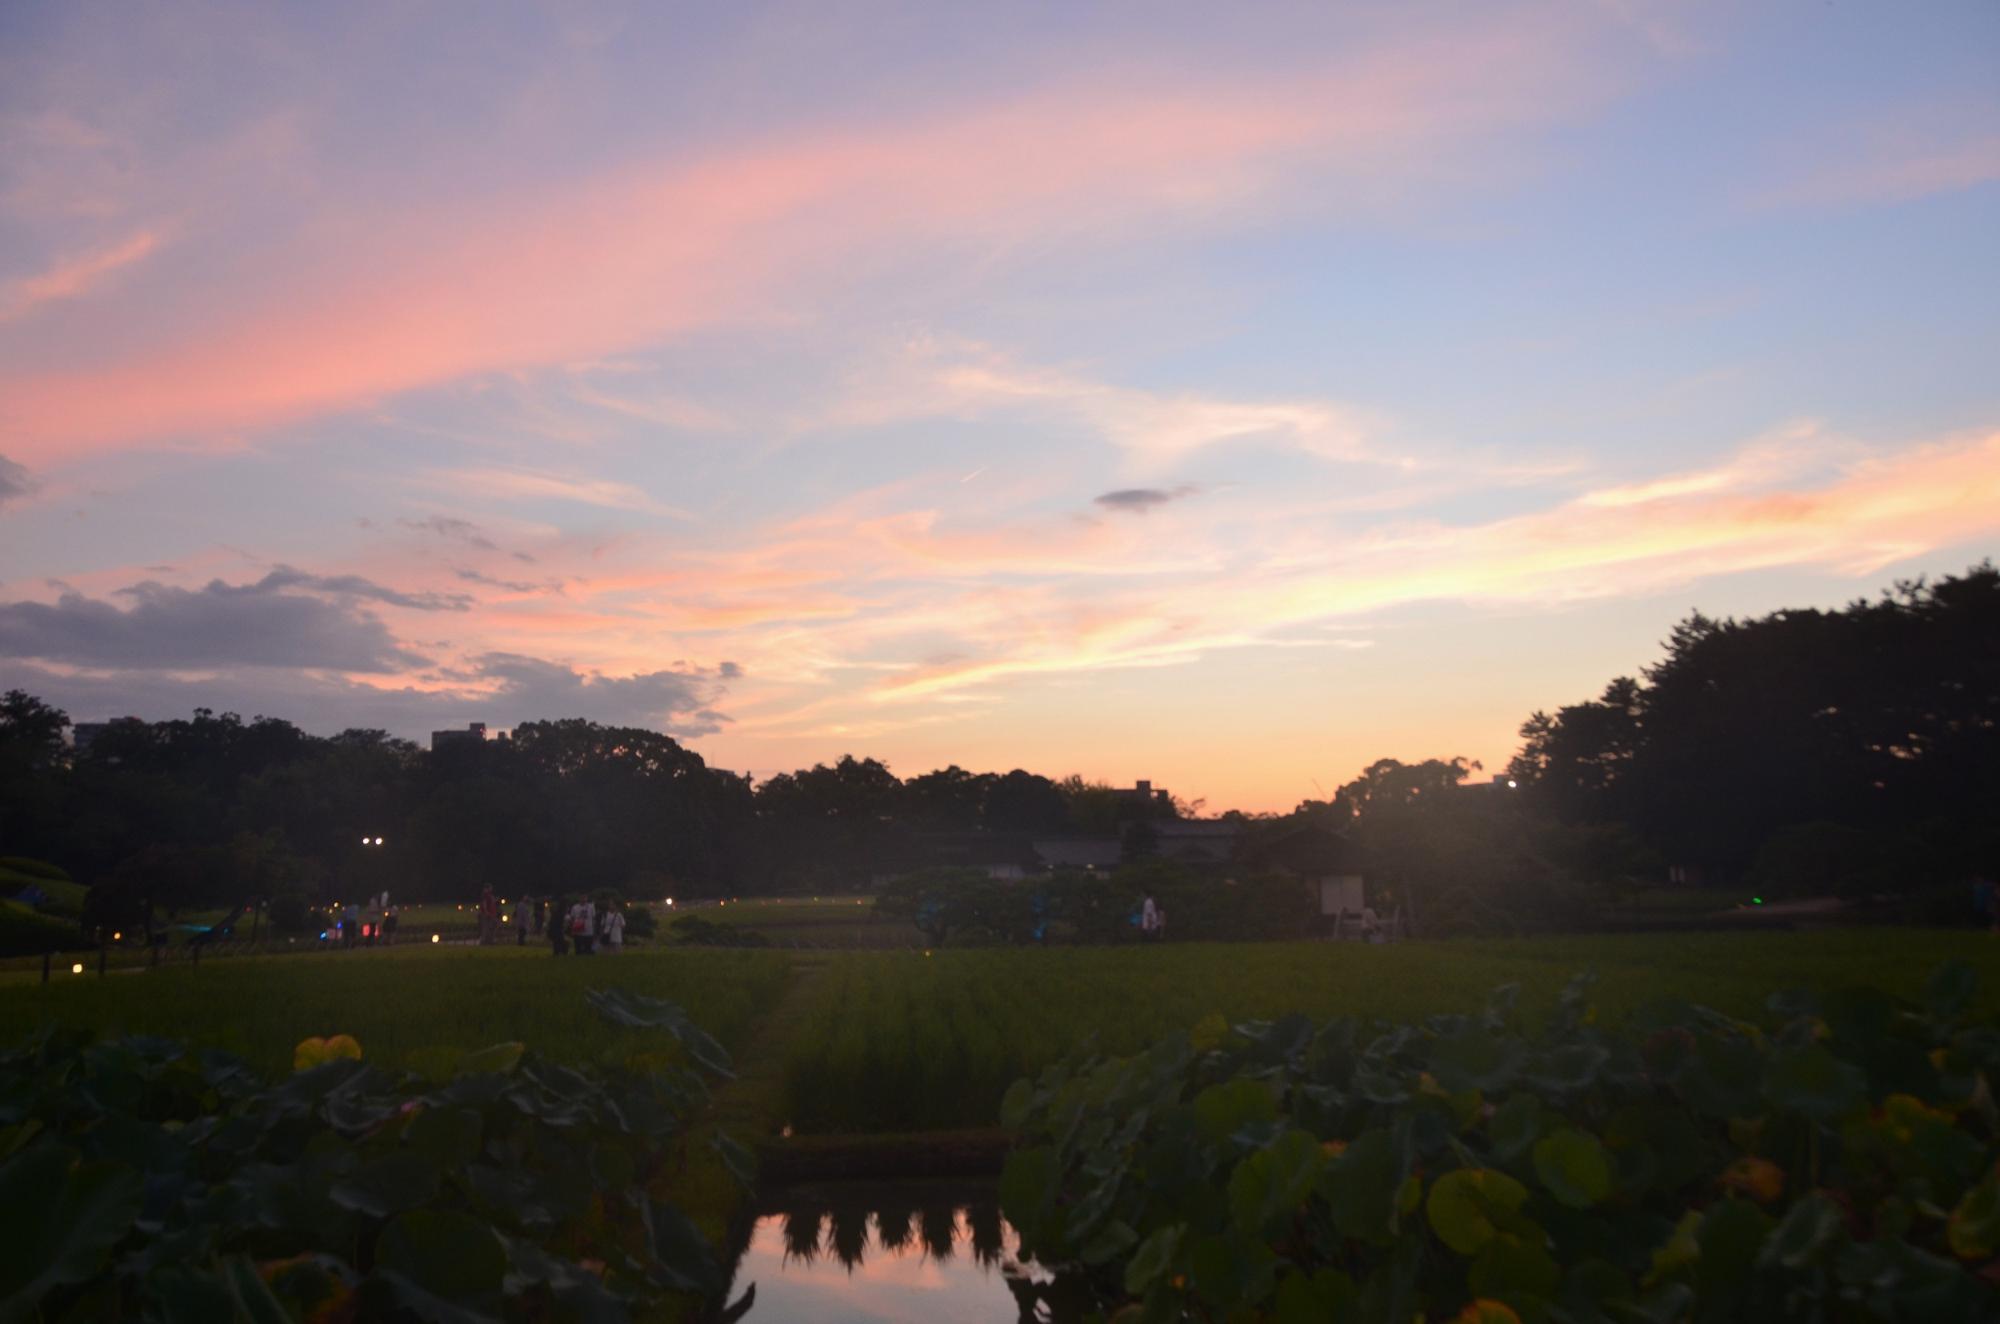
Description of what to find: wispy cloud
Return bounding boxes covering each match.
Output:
[1753,102,2000,211]
[426,468,694,520]
[936,358,1387,468]
[0,17,1618,463]
[854,428,2000,701]
[0,229,159,322]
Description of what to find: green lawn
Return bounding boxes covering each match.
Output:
[776,929,2000,1133]
[0,943,791,1080]
[2,927,1993,1137]
[678,895,923,948]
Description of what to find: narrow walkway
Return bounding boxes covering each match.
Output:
[665,954,834,1254]
[707,953,833,1142]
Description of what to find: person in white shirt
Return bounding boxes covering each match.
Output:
[600,906,626,953]
[570,898,597,956]
[1140,892,1161,941]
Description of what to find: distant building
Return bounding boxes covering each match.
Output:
[1151,819,1241,865]
[430,722,488,750]
[1114,779,1174,813]
[1238,823,1369,919]
[1032,837,1126,872]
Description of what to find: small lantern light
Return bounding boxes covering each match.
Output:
[431,933,440,943]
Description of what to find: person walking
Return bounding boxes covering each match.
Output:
[601,903,626,954]
[382,901,398,946]
[1140,892,1161,942]
[515,897,529,946]
[478,885,498,945]
[342,900,360,949]
[533,896,547,937]
[549,895,569,956]
[569,896,597,956]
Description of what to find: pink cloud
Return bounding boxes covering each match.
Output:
[1753,101,2000,211]
[1,20,1618,465]
[0,229,159,321]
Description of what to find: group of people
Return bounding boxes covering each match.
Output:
[339,892,398,948]
[474,885,627,955]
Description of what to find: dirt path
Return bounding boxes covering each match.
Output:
[706,953,832,1141]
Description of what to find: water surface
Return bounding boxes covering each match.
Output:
[724,1183,1083,1322]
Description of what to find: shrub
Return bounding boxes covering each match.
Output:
[621,903,657,940]
[0,898,79,955]
[0,992,748,1320]
[266,890,324,936]
[1001,963,2000,1322]
[0,855,71,881]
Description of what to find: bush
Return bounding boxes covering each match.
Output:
[266,890,324,936]
[621,903,657,940]
[0,898,80,955]
[0,855,71,881]
[877,862,1318,946]
[1749,821,1895,899]
[0,993,747,1320]
[1001,963,2000,1322]
[0,864,89,918]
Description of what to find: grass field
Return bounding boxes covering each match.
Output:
[683,896,923,948]
[1,927,1994,1136]
[0,944,791,1079]
[775,929,2000,1133]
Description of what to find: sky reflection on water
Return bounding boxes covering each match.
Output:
[729,1193,1054,1323]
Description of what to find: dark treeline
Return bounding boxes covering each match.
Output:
[1506,563,1999,895]
[0,701,1185,929]
[1,563,1994,935]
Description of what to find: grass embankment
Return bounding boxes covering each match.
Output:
[776,929,2000,1134]
[0,943,791,1079]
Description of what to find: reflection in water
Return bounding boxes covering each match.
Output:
[725,1183,1094,1323]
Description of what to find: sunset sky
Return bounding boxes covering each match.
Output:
[2,1,1996,811]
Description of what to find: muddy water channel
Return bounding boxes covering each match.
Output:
[717,1181,1097,1323]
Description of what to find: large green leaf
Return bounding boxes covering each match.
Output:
[374,1209,507,1300]
[1532,1130,1614,1209]
[1946,1164,2000,1260]
[1426,1168,1530,1256]
[1758,1194,1844,1270]
[999,1145,1061,1247]
[1191,1077,1277,1140]
[1323,1128,1410,1244]
[329,1152,442,1219]
[0,1144,142,1323]
[645,1199,719,1293]
[405,1106,484,1169]
[1430,1029,1527,1094]
[1923,961,1976,1024]
[1762,1045,1867,1122]
[1696,1198,1769,1294]
[1469,1234,1561,1303]
[1228,1130,1324,1235]
[1123,1223,1185,1296]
